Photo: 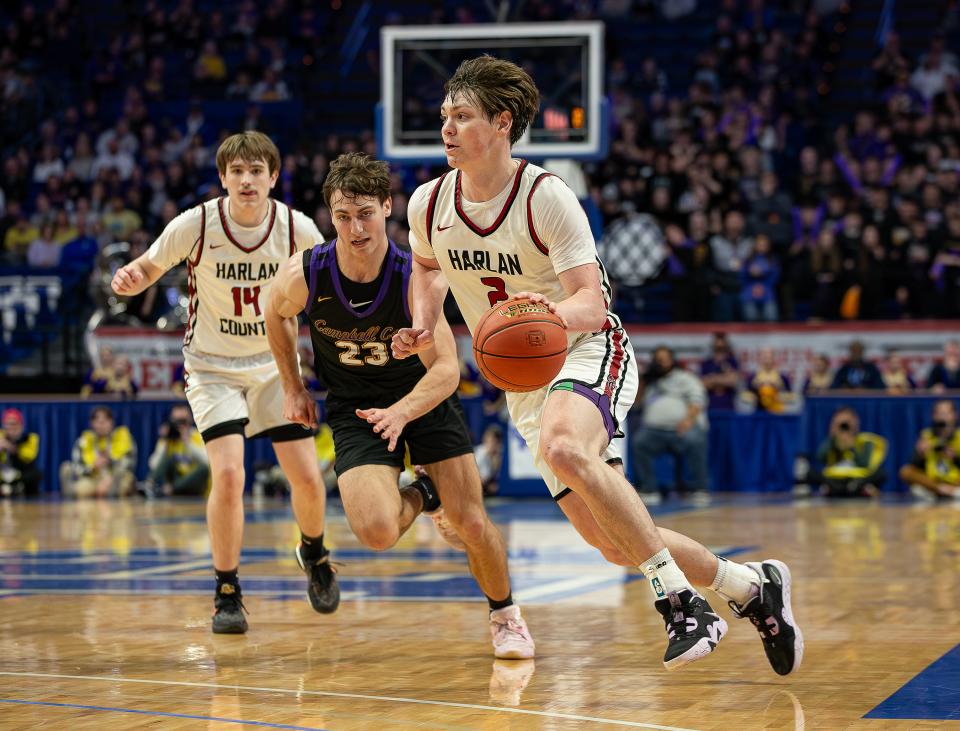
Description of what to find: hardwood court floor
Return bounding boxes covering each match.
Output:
[0,495,958,730]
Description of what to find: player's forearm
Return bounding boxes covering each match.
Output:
[555,288,607,332]
[395,359,459,422]
[411,260,448,331]
[264,307,305,394]
[121,256,163,296]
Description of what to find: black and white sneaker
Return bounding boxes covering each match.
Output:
[655,589,727,671]
[211,583,248,634]
[730,560,803,676]
[295,545,341,614]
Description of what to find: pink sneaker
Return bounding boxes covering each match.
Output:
[490,605,535,659]
[425,507,466,552]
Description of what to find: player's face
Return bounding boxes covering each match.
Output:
[219,157,278,210]
[330,192,392,254]
[440,94,509,168]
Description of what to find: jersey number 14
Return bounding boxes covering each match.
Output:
[231,286,261,317]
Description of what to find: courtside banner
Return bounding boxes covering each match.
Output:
[91,321,959,397]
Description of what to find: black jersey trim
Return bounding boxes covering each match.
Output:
[453,160,528,238]
[217,197,277,253]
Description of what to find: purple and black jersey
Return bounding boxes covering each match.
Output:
[301,240,426,400]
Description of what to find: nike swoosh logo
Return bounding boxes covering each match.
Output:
[436,224,455,232]
[210,243,225,249]
[317,296,333,303]
[350,299,373,308]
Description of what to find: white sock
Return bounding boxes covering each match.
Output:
[641,548,693,600]
[711,556,761,605]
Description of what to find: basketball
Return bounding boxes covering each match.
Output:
[472,298,568,392]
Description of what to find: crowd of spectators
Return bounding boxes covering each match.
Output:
[2,1,959,333]
[593,11,960,322]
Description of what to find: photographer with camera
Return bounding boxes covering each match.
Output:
[632,346,710,499]
[898,400,960,498]
[809,406,888,497]
[0,409,42,497]
[141,404,209,498]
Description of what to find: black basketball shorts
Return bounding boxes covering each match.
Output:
[325,393,475,476]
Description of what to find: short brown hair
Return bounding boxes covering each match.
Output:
[322,152,391,208]
[444,55,540,146]
[215,131,281,176]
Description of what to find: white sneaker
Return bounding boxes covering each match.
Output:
[489,605,535,659]
[425,506,466,552]
[489,658,535,706]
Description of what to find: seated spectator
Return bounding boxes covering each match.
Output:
[101,196,142,241]
[140,404,208,497]
[250,68,291,101]
[80,346,114,398]
[803,354,834,395]
[26,222,60,268]
[899,400,960,498]
[632,346,709,497]
[103,355,139,399]
[59,406,137,498]
[0,408,42,497]
[910,47,959,101]
[807,406,887,497]
[3,212,38,265]
[700,332,740,410]
[743,348,793,413]
[91,138,135,181]
[475,424,504,497]
[193,40,227,85]
[831,340,884,390]
[881,352,916,394]
[740,235,780,322]
[927,340,960,391]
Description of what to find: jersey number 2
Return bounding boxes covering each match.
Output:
[231,286,261,316]
[481,276,508,307]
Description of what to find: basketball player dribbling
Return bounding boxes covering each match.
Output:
[111,132,338,634]
[394,56,803,674]
[264,152,535,659]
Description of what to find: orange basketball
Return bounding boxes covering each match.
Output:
[472,298,568,392]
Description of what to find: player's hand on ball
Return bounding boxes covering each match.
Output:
[283,389,319,430]
[356,405,409,452]
[392,328,434,359]
[508,292,568,328]
[111,264,143,295]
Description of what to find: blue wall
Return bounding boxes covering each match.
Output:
[1,395,952,496]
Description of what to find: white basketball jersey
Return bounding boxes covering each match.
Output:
[146,197,323,359]
[408,160,620,339]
